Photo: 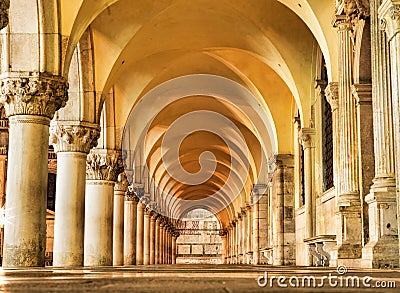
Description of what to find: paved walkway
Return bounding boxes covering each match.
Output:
[0,264,398,292]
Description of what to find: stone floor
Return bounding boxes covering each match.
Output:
[0,264,398,292]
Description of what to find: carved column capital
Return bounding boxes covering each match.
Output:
[219,228,228,237]
[125,189,139,203]
[325,82,339,111]
[49,121,100,153]
[86,149,124,181]
[299,128,316,149]
[114,172,129,192]
[379,1,400,38]
[0,72,68,119]
[0,0,9,30]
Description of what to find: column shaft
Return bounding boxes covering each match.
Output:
[113,189,125,266]
[150,215,156,264]
[3,116,49,267]
[123,195,138,265]
[136,202,145,265]
[84,181,114,266]
[143,210,150,265]
[53,152,87,266]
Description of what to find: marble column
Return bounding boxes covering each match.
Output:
[50,122,100,267]
[155,217,161,264]
[331,15,363,267]
[258,188,269,262]
[234,220,238,263]
[252,196,260,264]
[379,0,400,266]
[271,155,295,265]
[0,74,68,267]
[149,213,156,264]
[241,209,247,263]
[84,149,123,266]
[143,208,151,265]
[113,173,128,266]
[220,229,227,264]
[172,233,177,264]
[159,222,164,264]
[246,204,253,264]
[299,128,316,266]
[238,214,243,263]
[136,201,145,265]
[123,189,138,265]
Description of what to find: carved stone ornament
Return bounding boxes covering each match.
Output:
[299,128,316,149]
[86,149,124,181]
[125,188,139,202]
[114,172,129,192]
[0,73,68,119]
[342,0,370,21]
[0,0,9,30]
[49,121,100,153]
[325,82,339,111]
[389,5,400,21]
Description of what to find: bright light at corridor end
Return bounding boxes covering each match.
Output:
[122,74,274,219]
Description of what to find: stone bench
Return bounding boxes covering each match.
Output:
[304,235,336,266]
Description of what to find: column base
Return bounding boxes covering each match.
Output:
[362,236,399,268]
[330,243,362,268]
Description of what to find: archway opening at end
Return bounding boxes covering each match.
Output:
[176,208,222,264]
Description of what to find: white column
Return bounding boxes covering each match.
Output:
[136,201,145,265]
[149,213,156,264]
[379,0,400,266]
[113,173,128,266]
[331,15,363,266]
[246,204,253,264]
[172,234,177,264]
[84,149,122,266]
[51,122,99,267]
[300,128,316,266]
[252,198,259,264]
[1,74,68,267]
[123,190,138,265]
[155,217,161,264]
[143,208,151,265]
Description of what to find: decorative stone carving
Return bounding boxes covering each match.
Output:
[125,188,139,202]
[0,0,9,30]
[86,149,124,182]
[49,121,100,153]
[299,128,316,149]
[342,0,370,20]
[0,73,68,119]
[325,82,339,111]
[114,172,129,192]
[219,228,228,237]
[389,4,400,20]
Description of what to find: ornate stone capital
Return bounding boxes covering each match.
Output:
[114,172,129,192]
[86,149,124,181]
[125,189,139,202]
[0,0,9,30]
[325,82,339,111]
[0,72,68,119]
[49,121,100,153]
[219,228,228,237]
[379,1,400,38]
[299,128,316,149]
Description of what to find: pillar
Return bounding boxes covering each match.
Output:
[50,122,99,267]
[172,233,177,264]
[150,213,156,264]
[143,208,151,265]
[123,189,138,265]
[0,74,68,267]
[155,217,161,264]
[84,149,123,266]
[220,229,227,264]
[113,173,128,266]
[271,155,295,265]
[246,204,253,264]
[252,196,259,264]
[136,201,145,265]
[331,14,363,267]
[379,0,400,266]
[299,128,316,266]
